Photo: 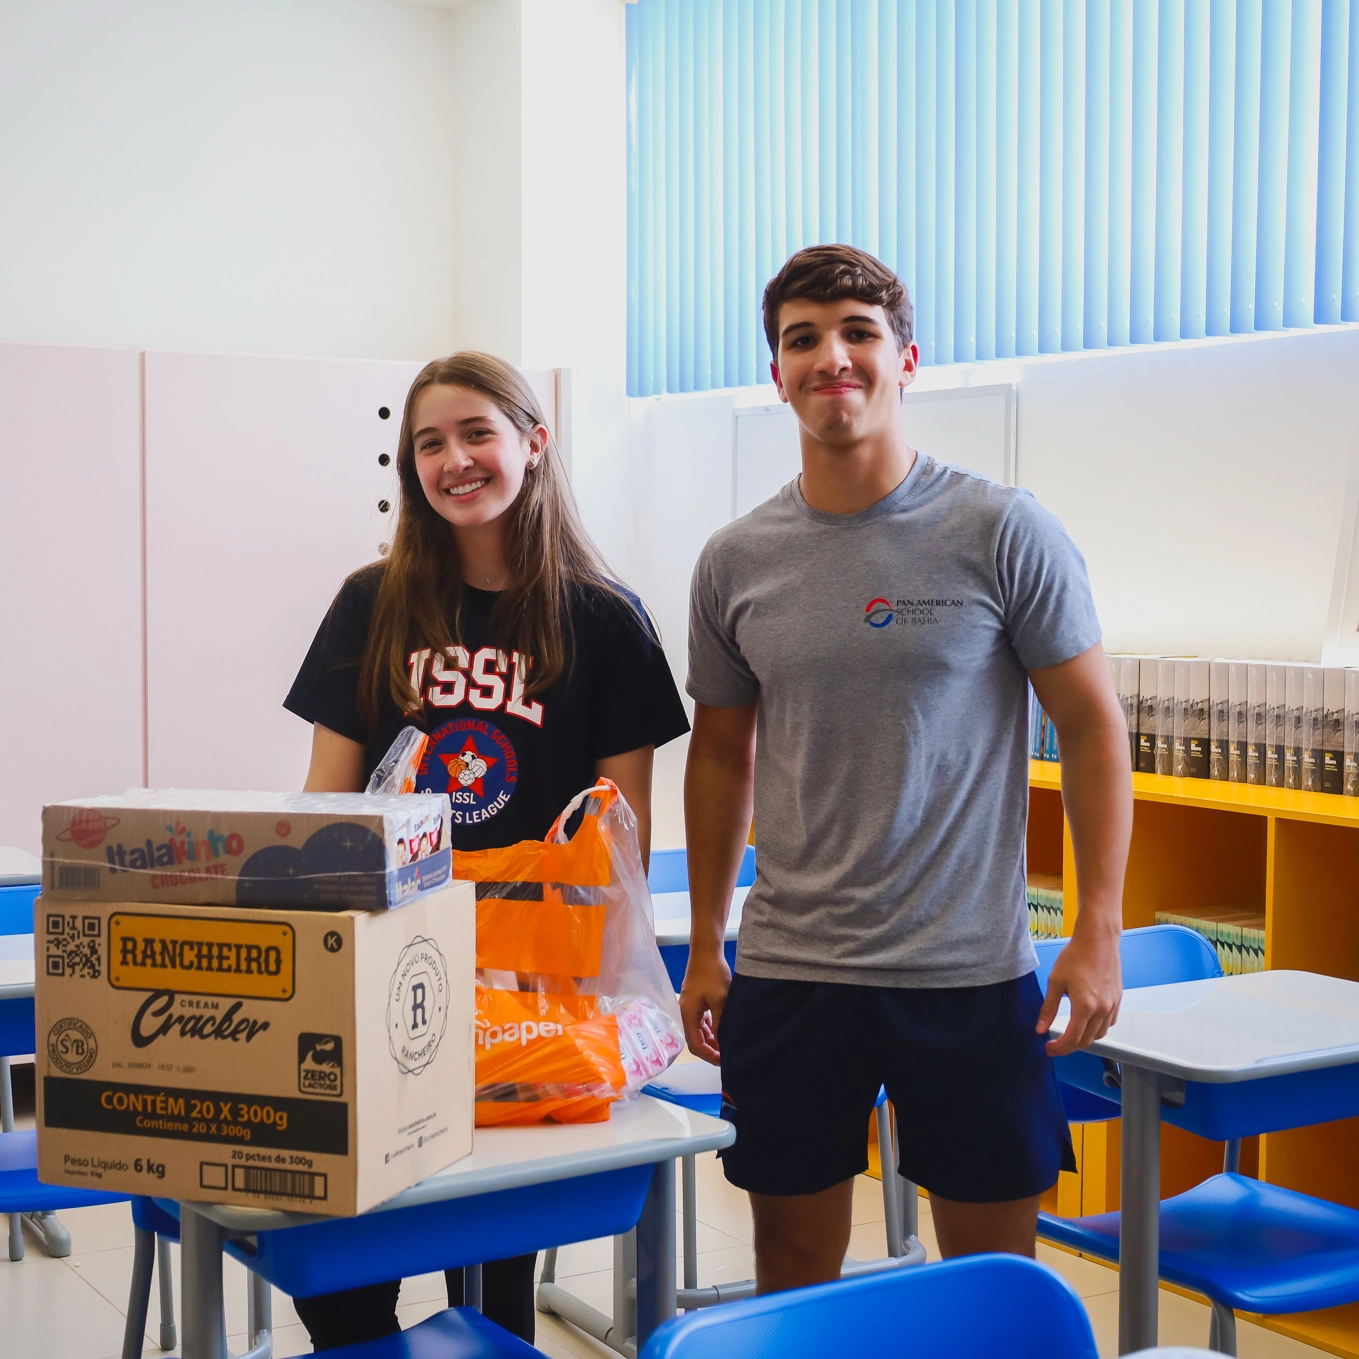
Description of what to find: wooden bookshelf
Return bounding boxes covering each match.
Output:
[1031,760,1359,1357]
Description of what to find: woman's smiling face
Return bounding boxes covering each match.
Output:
[411,383,545,532]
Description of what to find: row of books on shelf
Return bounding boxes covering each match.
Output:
[1029,656,1359,795]
[1025,872,1264,976]
[1027,874,1064,940]
[1154,908,1265,975]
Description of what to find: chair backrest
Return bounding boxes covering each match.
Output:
[648,846,756,895]
[1033,923,1222,995]
[639,1254,1097,1359]
[0,996,35,1060]
[0,883,38,936]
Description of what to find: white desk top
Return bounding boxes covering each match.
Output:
[178,1093,733,1234]
[652,885,747,947]
[0,847,41,887]
[1052,971,1359,1083]
[0,933,34,1001]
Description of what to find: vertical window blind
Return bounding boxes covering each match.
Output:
[626,0,1359,397]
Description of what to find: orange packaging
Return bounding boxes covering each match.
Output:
[454,780,683,1125]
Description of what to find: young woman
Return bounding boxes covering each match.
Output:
[283,352,690,1349]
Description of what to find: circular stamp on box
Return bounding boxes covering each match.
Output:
[48,1018,97,1075]
[386,937,450,1076]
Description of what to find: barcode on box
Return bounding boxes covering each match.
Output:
[231,1166,328,1201]
[57,866,101,891]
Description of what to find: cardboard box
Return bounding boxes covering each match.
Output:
[43,790,453,911]
[36,883,475,1216]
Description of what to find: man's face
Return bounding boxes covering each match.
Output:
[771,297,918,444]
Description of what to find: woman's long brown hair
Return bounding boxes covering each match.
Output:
[356,352,633,733]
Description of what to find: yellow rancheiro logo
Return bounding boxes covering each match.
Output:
[109,914,295,1000]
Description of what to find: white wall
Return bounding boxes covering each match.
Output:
[631,327,1359,847]
[0,343,145,855]
[0,0,461,362]
[447,0,633,576]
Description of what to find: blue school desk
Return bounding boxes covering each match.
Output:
[1048,970,1359,1355]
[164,1095,732,1359]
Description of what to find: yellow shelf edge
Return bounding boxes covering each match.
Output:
[1030,760,1359,827]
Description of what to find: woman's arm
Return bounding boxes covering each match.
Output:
[304,722,367,793]
[596,745,655,873]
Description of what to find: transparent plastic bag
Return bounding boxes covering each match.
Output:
[455,779,684,1125]
[366,726,429,795]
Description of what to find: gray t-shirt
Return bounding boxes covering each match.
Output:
[686,454,1102,989]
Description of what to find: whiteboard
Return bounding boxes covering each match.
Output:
[0,343,145,853]
[732,382,1017,519]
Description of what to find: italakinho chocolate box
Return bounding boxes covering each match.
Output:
[42,790,452,911]
[36,882,474,1216]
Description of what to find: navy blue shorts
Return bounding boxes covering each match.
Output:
[717,971,1074,1202]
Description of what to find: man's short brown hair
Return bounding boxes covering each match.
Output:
[762,244,915,357]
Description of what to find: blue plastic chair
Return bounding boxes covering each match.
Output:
[649,847,754,992]
[638,1253,1098,1358]
[1,878,126,1263]
[295,1306,540,1357]
[1033,924,1222,1123]
[1036,924,1359,1354]
[0,881,39,935]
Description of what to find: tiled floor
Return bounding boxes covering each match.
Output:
[0,1061,1326,1358]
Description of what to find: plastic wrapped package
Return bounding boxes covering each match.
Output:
[42,788,451,910]
[455,779,684,1125]
[366,726,430,795]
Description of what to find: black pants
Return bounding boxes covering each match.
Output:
[292,1253,537,1351]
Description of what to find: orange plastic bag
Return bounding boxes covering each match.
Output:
[454,780,684,1125]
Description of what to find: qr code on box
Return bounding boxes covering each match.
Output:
[45,913,102,980]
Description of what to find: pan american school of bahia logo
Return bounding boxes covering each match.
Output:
[417,718,518,825]
[864,598,894,628]
[865,596,967,628]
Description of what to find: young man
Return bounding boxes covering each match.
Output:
[681,244,1132,1291]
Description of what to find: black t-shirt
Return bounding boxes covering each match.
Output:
[284,568,690,849]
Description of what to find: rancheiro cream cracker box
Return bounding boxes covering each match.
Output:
[42,789,452,911]
[36,882,475,1216]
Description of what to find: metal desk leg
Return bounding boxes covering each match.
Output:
[878,1104,904,1256]
[180,1206,229,1359]
[2,1055,22,1262]
[157,1235,178,1351]
[121,1226,157,1359]
[635,1158,677,1348]
[681,1154,698,1306]
[464,1263,483,1312]
[1119,1066,1163,1355]
[891,1107,919,1250]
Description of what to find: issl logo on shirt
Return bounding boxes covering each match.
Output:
[863,597,967,629]
[416,718,519,826]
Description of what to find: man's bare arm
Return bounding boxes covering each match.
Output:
[680,702,757,1063]
[1029,642,1132,1055]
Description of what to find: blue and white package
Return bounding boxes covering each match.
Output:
[42,789,453,911]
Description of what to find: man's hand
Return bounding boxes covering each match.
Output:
[1028,643,1131,1057]
[680,948,732,1065]
[1036,928,1122,1055]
